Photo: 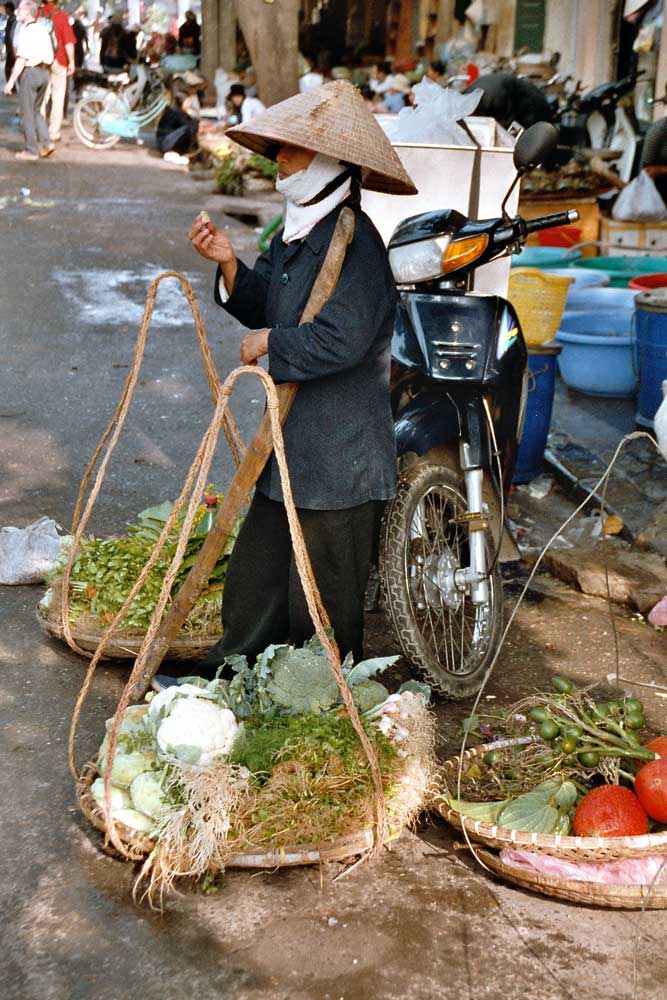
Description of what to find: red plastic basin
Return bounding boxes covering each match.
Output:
[628,272,667,291]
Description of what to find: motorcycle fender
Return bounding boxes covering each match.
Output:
[394,392,461,459]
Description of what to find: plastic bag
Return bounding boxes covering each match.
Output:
[655,380,667,460]
[500,848,667,886]
[381,77,482,146]
[0,517,69,585]
[612,169,667,222]
[648,596,667,627]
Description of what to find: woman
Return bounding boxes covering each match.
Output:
[164,82,417,685]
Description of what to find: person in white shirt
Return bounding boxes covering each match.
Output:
[3,0,54,160]
[227,83,265,125]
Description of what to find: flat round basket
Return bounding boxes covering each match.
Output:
[37,607,219,661]
[475,847,667,910]
[436,740,667,862]
[77,762,375,869]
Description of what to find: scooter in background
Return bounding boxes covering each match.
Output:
[557,73,647,182]
[379,123,578,698]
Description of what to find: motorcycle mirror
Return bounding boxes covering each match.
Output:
[513,122,560,172]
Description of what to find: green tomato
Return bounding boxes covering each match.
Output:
[578,751,600,767]
[528,707,549,724]
[563,724,583,740]
[551,675,575,695]
[560,736,579,755]
[623,697,644,714]
[624,711,645,730]
[591,703,611,720]
[539,719,560,741]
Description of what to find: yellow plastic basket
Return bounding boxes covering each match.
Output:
[508,267,574,347]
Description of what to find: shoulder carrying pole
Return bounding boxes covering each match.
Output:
[127,206,356,700]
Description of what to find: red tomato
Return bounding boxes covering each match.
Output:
[635,759,667,823]
[644,736,667,760]
[573,785,649,838]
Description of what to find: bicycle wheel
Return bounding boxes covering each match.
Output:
[379,460,503,699]
[73,98,121,149]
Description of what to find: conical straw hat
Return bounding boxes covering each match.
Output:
[227,80,418,196]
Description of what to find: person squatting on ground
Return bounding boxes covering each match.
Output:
[4,0,54,160]
[39,0,75,142]
[181,80,417,683]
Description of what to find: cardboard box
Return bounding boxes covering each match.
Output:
[361,117,519,295]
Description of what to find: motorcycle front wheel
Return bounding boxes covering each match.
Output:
[73,98,121,149]
[380,460,503,699]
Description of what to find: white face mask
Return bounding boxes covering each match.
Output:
[275,152,352,243]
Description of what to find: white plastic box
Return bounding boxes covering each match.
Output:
[362,117,519,296]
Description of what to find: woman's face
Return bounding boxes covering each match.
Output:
[276,144,316,179]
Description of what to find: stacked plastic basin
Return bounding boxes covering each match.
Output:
[572,256,667,288]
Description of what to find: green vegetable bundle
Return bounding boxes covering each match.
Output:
[49,494,241,633]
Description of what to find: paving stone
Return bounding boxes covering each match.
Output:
[544,541,667,613]
[636,499,667,558]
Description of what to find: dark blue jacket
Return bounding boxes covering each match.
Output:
[215,203,397,510]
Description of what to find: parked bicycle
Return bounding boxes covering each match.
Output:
[73,60,168,149]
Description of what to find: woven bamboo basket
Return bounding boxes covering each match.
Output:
[37,606,219,661]
[475,848,667,910]
[508,267,573,346]
[77,761,376,869]
[437,741,667,862]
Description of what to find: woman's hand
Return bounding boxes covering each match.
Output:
[189,213,235,266]
[240,329,270,366]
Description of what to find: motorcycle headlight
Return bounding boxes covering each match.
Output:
[389,233,489,284]
[389,236,450,284]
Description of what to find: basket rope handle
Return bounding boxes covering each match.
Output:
[68,210,388,860]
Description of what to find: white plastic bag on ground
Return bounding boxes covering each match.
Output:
[381,77,482,146]
[612,170,667,222]
[0,517,68,585]
[654,379,667,460]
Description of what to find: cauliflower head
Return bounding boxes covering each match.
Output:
[156,698,239,765]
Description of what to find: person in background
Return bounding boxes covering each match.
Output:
[39,0,74,142]
[99,12,132,73]
[156,76,198,165]
[226,82,265,125]
[383,73,412,113]
[369,61,392,95]
[178,9,199,56]
[4,0,54,160]
[4,1,17,82]
[298,53,324,92]
[427,60,447,85]
[70,7,87,69]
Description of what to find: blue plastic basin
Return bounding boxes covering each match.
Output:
[544,267,610,289]
[511,247,582,268]
[563,287,638,312]
[556,311,637,398]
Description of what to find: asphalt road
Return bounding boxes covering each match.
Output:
[2,101,667,1000]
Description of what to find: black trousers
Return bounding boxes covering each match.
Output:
[199,491,384,671]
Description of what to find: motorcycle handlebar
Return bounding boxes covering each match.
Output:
[523,210,580,235]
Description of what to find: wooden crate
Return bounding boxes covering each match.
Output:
[518,195,600,257]
[599,216,667,256]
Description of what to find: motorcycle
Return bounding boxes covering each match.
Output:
[556,72,648,182]
[378,122,578,699]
